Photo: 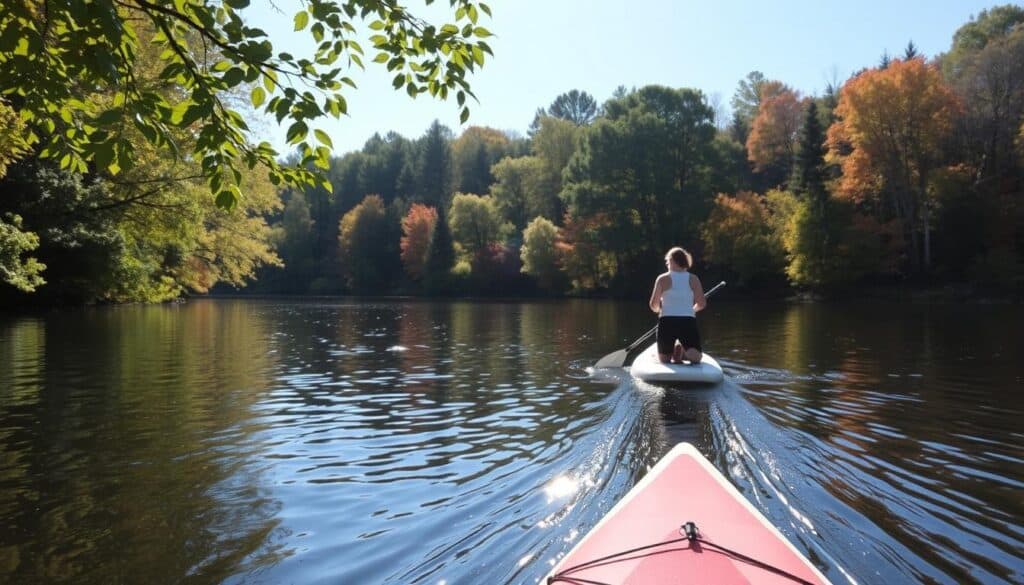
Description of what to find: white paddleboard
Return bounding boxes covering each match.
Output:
[628,342,724,384]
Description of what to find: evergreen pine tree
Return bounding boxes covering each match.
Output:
[784,101,849,288]
[791,102,828,206]
[423,205,455,294]
[903,40,919,60]
[417,120,452,207]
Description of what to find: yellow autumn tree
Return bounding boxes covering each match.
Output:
[701,191,785,284]
[826,57,962,274]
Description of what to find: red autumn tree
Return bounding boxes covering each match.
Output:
[746,82,808,174]
[399,203,438,281]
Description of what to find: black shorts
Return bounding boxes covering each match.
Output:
[657,316,702,355]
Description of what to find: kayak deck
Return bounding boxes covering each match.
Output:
[628,342,724,384]
[546,443,830,584]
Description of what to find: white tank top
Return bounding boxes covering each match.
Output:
[660,271,694,317]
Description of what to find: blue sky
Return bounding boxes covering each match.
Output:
[245,0,1004,156]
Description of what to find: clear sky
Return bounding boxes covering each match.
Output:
[245,0,1005,156]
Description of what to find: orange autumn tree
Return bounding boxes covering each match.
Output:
[826,57,962,274]
[400,204,438,281]
[746,82,808,176]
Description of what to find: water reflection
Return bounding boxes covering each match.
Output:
[0,299,1021,584]
[0,304,284,583]
[713,301,1024,584]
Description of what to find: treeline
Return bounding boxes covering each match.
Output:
[2,6,1023,305]
[254,6,1024,298]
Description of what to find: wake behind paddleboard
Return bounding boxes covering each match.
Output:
[545,443,831,584]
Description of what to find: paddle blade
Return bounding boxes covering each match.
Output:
[594,349,628,369]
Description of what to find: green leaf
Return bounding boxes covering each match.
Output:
[210,172,223,194]
[460,106,470,124]
[95,108,124,125]
[223,67,245,87]
[216,189,236,209]
[263,71,277,91]
[286,121,308,144]
[314,129,333,148]
[176,103,208,127]
[294,11,309,31]
[251,86,266,108]
[373,52,389,63]
[94,142,116,173]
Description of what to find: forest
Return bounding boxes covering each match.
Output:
[2,4,1022,305]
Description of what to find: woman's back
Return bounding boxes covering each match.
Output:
[660,271,694,317]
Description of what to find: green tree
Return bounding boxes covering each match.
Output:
[490,156,547,230]
[520,216,563,291]
[423,205,455,293]
[448,192,510,258]
[561,85,717,290]
[729,71,767,143]
[786,101,840,286]
[359,132,414,205]
[1,27,285,304]
[337,194,394,291]
[0,100,28,177]
[416,120,454,207]
[546,90,598,125]
[274,192,316,288]
[450,126,512,195]
[0,214,44,292]
[0,0,494,208]
[947,21,1024,182]
[531,116,581,221]
[791,102,828,203]
[942,4,1024,77]
[0,160,127,304]
[701,192,785,285]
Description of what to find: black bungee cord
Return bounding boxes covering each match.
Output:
[547,521,820,585]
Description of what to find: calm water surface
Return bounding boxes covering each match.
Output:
[0,298,1021,584]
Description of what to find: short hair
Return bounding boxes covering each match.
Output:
[666,247,692,269]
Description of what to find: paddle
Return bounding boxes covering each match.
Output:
[593,281,726,369]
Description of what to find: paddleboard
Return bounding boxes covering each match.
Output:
[628,342,724,384]
[545,443,831,584]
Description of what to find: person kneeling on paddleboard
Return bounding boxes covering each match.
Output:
[648,247,707,364]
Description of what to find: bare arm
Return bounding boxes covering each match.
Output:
[691,274,706,312]
[649,274,666,313]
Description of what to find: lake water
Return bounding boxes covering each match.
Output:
[0,298,1021,584]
